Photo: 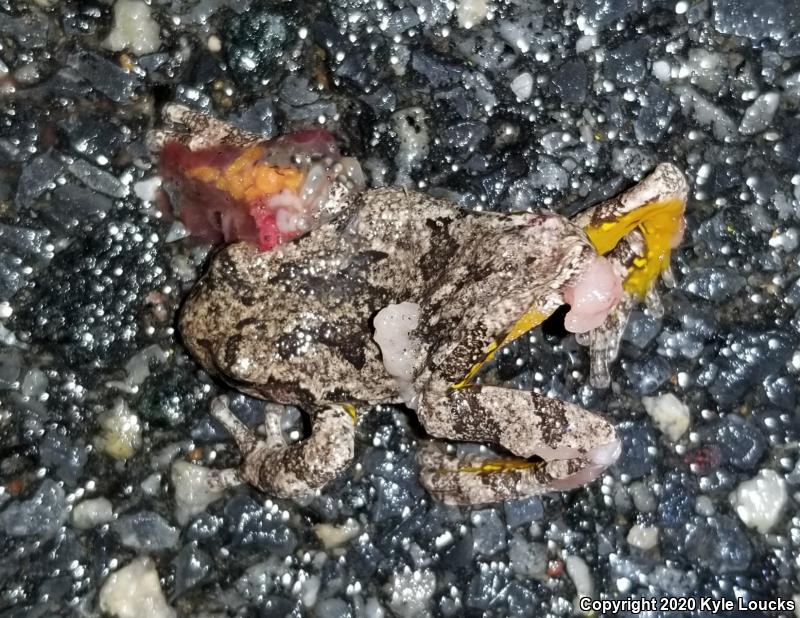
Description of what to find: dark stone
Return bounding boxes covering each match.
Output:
[58,114,127,159]
[228,99,278,137]
[50,183,114,220]
[681,268,746,302]
[762,375,797,410]
[112,511,179,551]
[15,151,66,208]
[751,405,800,446]
[185,513,225,541]
[605,38,651,84]
[173,542,214,598]
[712,0,800,41]
[707,329,797,406]
[223,493,298,555]
[66,52,141,103]
[613,421,658,480]
[686,515,753,573]
[658,471,695,527]
[503,496,544,528]
[578,0,640,30]
[0,252,28,300]
[0,479,67,539]
[411,49,464,88]
[466,569,509,610]
[623,310,662,348]
[224,9,292,86]
[38,430,87,486]
[635,82,675,143]
[624,355,672,395]
[440,121,490,154]
[703,415,766,471]
[550,60,588,105]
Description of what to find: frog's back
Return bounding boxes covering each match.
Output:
[178,218,402,405]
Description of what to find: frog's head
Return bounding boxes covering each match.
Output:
[150,103,365,252]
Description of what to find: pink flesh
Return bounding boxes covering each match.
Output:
[159,129,340,252]
[549,438,621,490]
[562,255,623,333]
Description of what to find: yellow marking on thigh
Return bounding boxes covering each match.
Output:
[341,403,358,423]
[458,458,544,474]
[452,307,549,390]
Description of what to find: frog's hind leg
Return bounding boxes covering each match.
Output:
[418,447,601,505]
[209,396,355,499]
[572,162,688,291]
[571,163,689,387]
[415,385,620,504]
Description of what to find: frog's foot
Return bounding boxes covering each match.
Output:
[415,385,620,503]
[417,446,614,505]
[209,396,355,499]
[571,163,689,387]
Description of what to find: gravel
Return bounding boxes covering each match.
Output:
[1,0,798,613]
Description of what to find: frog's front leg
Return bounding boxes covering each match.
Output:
[415,385,620,505]
[208,395,355,499]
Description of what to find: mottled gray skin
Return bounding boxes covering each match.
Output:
[181,184,641,504]
[157,98,689,504]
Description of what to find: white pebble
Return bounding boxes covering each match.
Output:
[626,524,659,550]
[628,481,657,512]
[739,92,780,136]
[171,460,229,525]
[695,495,715,516]
[314,518,361,548]
[104,0,162,56]
[207,35,222,53]
[566,555,594,604]
[456,0,488,29]
[72,497,114,529]
[388,568,435,618]
[140,472,162,496]
[510,72,533,101]
[652,59,671,82]
[133,176,162,203]
[95,399,142,460]
[98,557,175,618]
[373,302,422,408]
[730,469,787,534]
[642,393,690,442]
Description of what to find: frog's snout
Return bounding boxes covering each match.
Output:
[562,254,623,333]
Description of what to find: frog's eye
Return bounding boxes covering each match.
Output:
[584,197,685,298]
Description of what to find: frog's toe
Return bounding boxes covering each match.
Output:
[547,460,606,491]
[417,444,617,505]
[587,435,622,466]
[547,439,621,490]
